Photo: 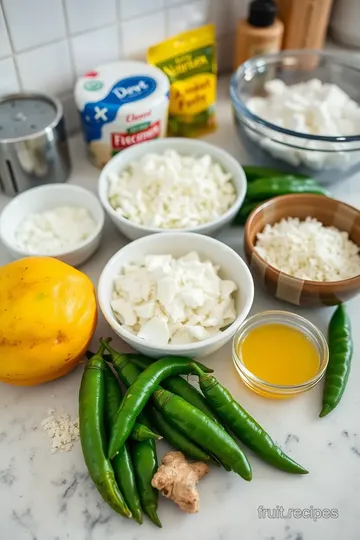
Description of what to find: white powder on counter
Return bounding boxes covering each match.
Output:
[41,409,79,454]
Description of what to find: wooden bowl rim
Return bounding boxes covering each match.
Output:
[244,194,360,289]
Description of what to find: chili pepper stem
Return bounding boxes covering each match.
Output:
[93,341,107,358]
[100,337,114,351]
[86,350,112,363]
[191,363,205,378]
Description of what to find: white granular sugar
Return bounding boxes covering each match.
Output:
[255,217,360,282]
[41,409,79,454]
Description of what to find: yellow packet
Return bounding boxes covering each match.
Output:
[147,24,217,137]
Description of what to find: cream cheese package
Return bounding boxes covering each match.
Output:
[74,61,170,168]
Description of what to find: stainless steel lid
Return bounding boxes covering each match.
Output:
[0,92,71,196]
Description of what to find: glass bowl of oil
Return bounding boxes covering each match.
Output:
[232,311,329,399]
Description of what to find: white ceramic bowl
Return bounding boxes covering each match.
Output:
[98,232,254,358]
[0,184,105,267]
[98,138,247,240]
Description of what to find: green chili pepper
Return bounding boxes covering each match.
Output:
[128,355,222,426]
[246,177,328,200]
[88,348,214,374]
[105,344,219,465]
[242,165,308,182]
[79,344,131,518]
[103,364,142,524]
[105,345,232,469]
[131,424,162,442]
[107,356,206,459]
[151,400,230,470]
[153,388,252,481]
[112,444,142,523]
[132,426,162,528]
[125,353,214,373]
[103,364,159,442]
[102,343,162,527]
[150,406,214,463]
[320,304,353,418]
[192,365,308,474]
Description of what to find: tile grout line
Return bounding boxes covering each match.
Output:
[61,0,77,84]
[1,3,184,61]
[3,19,127,59]
[115,0,123,59]
[1,1,23,90]
[119,1,168,23]
[164,4,171,38]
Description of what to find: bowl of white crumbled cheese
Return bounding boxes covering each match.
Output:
[0,184,105,267]
[98,138,247,240]
[244,194,360,307]
[230,50,360,184]
[98,232,254,357]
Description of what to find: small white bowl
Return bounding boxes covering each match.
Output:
[98,138,247,241]
[98,232,254,358]
[0,184,105,267]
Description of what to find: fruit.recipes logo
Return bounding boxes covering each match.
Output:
[257,505,339,522]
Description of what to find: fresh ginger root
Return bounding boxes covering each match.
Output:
[151,451,209,513]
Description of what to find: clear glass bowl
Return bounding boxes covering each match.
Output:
[230,50,360,184]
[232,310,329,399]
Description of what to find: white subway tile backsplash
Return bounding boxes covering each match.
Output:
[61,93,81,134]
[17,41,73,95]
[2,0,66,52]
[119,0,164,21]
[65,0,117,34]
[0,6,11,59]
[0,58,20,94]
[71,26,120,78]
[120,11,166,59]
[166,0,210,37]
[0,0,244,133]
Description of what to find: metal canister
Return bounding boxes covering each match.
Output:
[0,93,71,196]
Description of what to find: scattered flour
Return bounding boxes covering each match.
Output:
[41,409,79,454]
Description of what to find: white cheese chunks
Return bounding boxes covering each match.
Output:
[15,206,97,254]
[246,79,360,170]
[255,217,360,282]
[111,252,238,345]
[107,150,236,229]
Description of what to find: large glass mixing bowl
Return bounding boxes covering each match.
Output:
[230,50,360,184]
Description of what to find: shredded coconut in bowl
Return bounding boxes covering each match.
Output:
[107,149,236,229]
[255,217,360,282]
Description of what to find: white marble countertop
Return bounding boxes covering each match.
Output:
[1,79,360,540]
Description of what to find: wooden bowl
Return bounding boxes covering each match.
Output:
[244,194,360,307]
